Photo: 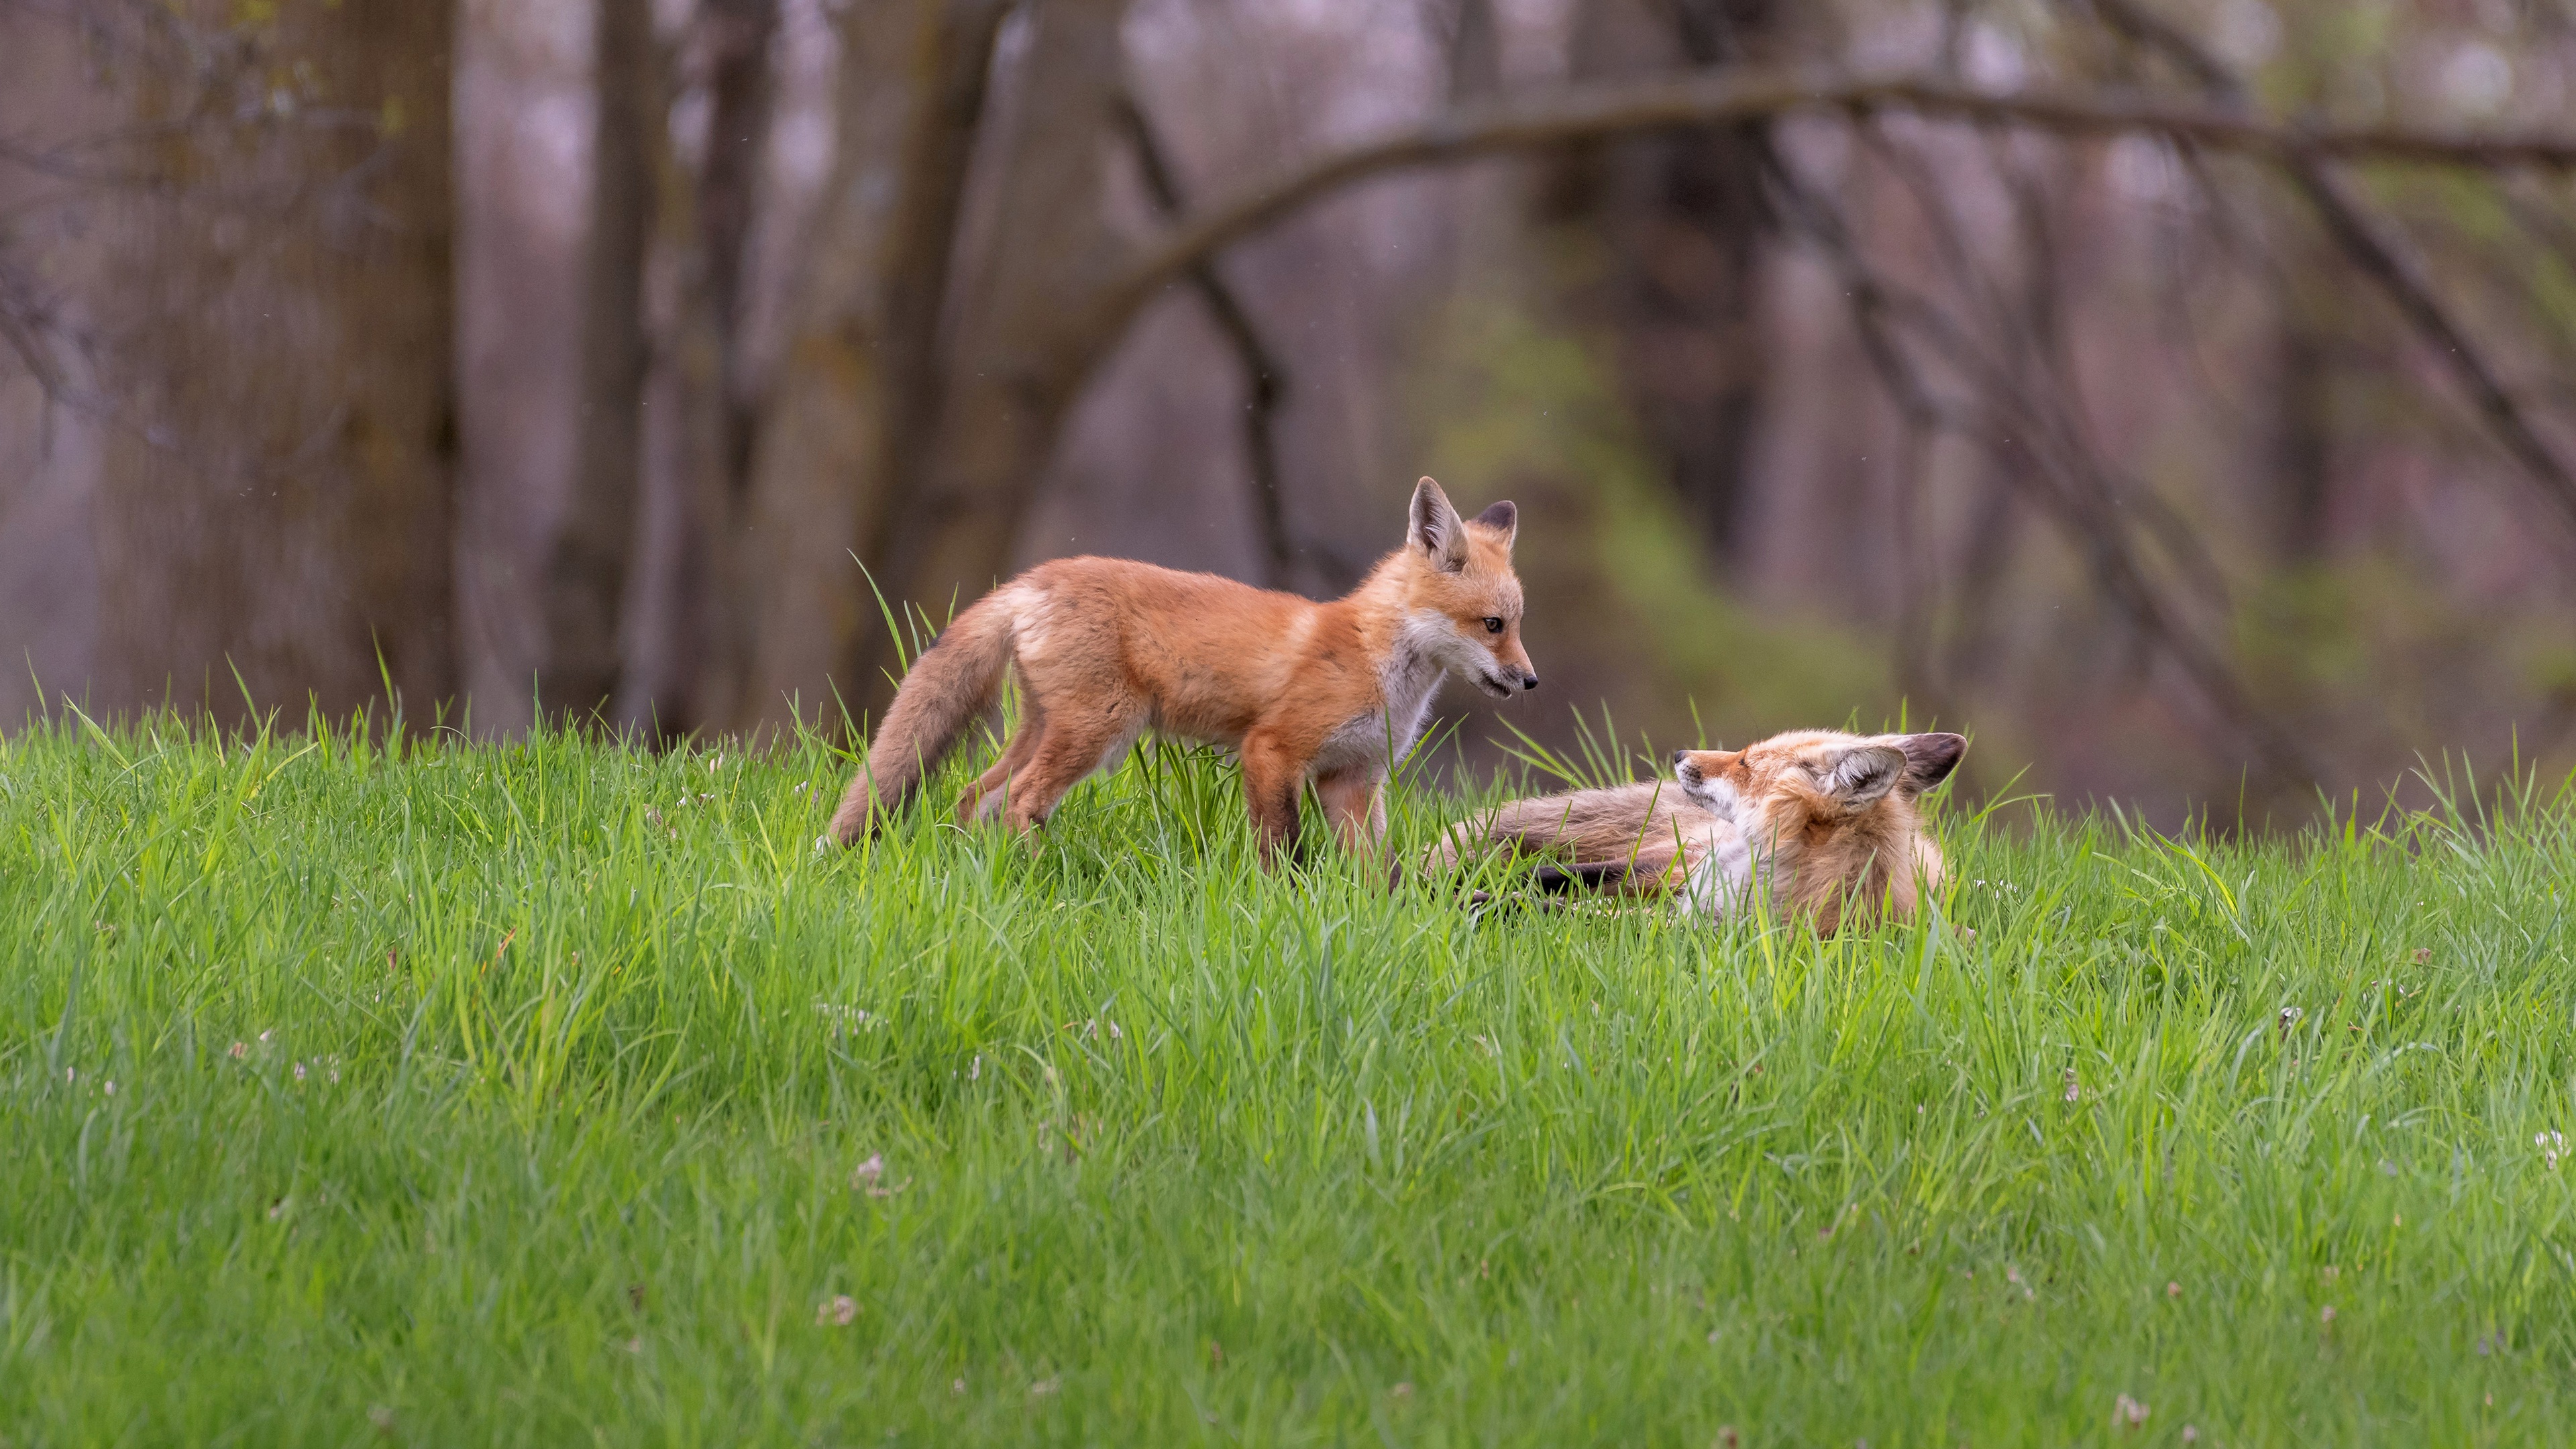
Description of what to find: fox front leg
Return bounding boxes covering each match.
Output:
[1313,770,1386,855]
[1238,733,1306,869]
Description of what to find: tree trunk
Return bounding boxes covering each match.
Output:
[1541,0,1776,565]
[844,0,1136,721]
[720,0,1010,734]
[543,0,657,724]
[92,1,457,724]
[637,0,782,737]
[694,0,782,449]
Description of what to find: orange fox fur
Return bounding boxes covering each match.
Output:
[1432,729,1966,932]
[831,477,1536,863]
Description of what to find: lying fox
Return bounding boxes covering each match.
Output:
[1432,729,1966,932]
[832,477,1536,863]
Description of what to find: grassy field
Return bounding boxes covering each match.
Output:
[3,708,2573,1446]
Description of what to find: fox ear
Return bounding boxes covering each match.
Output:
[1894,732,1967,794]
[1821,743,1907,809]
[1471,500,1517,549]
[1409,476,1469,571]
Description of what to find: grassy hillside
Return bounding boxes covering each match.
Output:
[3,713,2572,1444]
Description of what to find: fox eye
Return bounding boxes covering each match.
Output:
[1481,616,1504,634]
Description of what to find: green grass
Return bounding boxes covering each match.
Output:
[3,710,2573,1446]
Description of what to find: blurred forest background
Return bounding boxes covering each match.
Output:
[5,0,2576,827]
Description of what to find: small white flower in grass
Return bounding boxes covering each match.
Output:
[2063,1068,2080,1103]
[2112,1393,2149,1428]
[814,835,833,855]
[369,1405,396,1432]
[2539,1131,2566,1170]
[104,1080,115,1096]
[294,1061,307,1081]
[851,1152,911,1197]
[1389,1383,1413,1401]
[2182,1426,2199,1443]
[2320,1305,2337,1326]
[2167,1281,2181,1299]
[816,1295,857,1326]
[1029,1376,1060,1397]
[230,1041,248,1059]
[951,1378,965,1395]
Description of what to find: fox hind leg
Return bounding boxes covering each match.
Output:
[1000,703,1136,833]
[957,696,1047,824]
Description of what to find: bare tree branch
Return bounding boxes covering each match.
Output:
[2082,0,2576,539]
[1111,89,1299,591]
[1091,66,2576,356]
[1760,139,2328,787]
[1032,64,2576,508]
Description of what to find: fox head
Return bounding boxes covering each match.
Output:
[1395,476,1536,700]
[1671,729,1967,930]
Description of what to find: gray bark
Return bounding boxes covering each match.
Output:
[93,0,457,723]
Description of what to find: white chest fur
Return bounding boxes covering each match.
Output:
[1682,826,1756,920]
[1313,613,1449,777]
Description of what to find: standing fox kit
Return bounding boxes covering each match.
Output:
[1434,729,1966,932]
[832,477,1536,862]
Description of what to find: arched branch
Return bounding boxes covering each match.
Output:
[1063,66,2576,400]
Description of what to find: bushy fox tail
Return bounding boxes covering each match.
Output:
[830,599,1016,845]
[1421,782,1693,894]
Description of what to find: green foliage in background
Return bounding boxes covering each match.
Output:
[1417,296,1897,754]
[4,714,2575,1444]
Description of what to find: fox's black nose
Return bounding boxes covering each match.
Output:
[1521,674,1539,691]
[1670,749,1688,767]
